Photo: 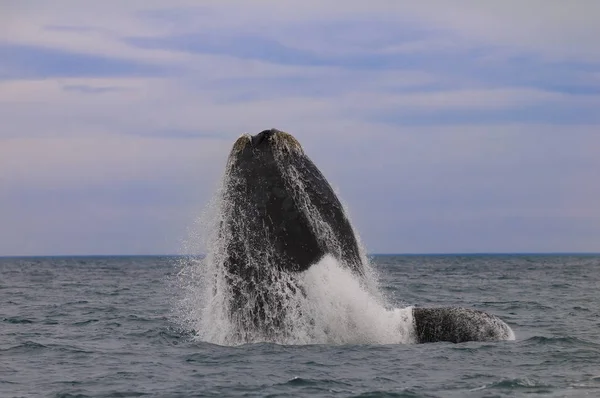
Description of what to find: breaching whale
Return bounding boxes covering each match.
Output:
[216,128,513,343]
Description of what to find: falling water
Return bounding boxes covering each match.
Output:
[176,135,415,346]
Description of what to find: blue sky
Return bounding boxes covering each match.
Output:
[1,1,599,255]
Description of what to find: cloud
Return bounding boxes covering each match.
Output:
[62,84,126,94]
[1,1,599,255]
[0,44,170,79]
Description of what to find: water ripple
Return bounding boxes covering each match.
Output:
[1,255,599,397]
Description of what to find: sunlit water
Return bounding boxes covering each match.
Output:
[2,254,599,397]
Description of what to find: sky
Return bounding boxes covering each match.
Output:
[1,0,600,256]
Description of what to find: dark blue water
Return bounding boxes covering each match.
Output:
[2,255,599,397]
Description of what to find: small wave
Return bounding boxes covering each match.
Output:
[63,300,90,305]
[55,392,149,398]
[72,319,99,326]
[126,314,156,322]
[349,390,428,398]
[489,377,552,391]
[101,392,149,397]
[448,343,499,352]
[524,336,599,347]
[571,305,591,311]
[54,393,92,398]
[1,341,47,353]
[1,341,94,355]
[128,326,194,346]
[2,316,34,324]
[281,376,352,388]
[550,282,572,288]
[273,377,357,396]
[283,377,319,386]
[52,381,83,386]
[502,301,554,311]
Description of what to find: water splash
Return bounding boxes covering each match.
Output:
[176,135,412,345]
[298,256,414,345]
[177,253,414,346]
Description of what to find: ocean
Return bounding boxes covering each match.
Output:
[1,254,599,397]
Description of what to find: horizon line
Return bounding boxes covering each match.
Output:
[2,251,600,259]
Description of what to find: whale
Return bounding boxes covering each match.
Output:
[412,306,513,343]
[216,128,513,343]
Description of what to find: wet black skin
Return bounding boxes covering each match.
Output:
[220,129,512,342]
[412,307,512,343]
[221,129,363,334]
[224,129,363,277]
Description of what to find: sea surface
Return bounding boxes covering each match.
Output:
[1,254,599,397]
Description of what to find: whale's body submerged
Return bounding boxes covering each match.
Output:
[214,128,513,343]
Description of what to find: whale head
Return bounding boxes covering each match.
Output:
[221,129,363,276]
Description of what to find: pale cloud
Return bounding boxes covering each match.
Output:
[399,1,600,62]
[4,1,600,63]
[0,132,229,187]
[1,1,599,255]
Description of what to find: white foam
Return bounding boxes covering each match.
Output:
[176,253,415,346]
[298,255,415,345]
